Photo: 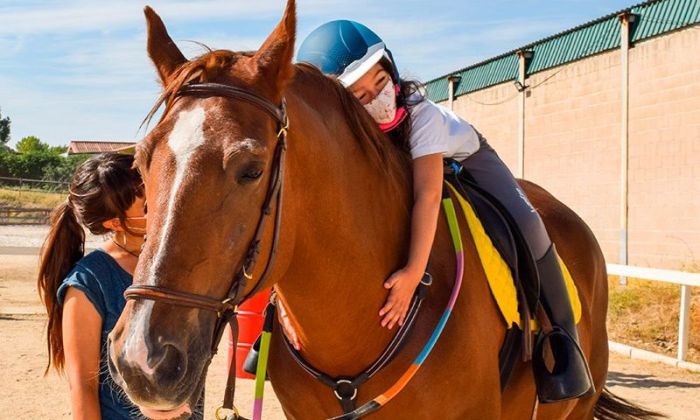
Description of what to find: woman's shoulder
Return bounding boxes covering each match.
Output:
[56,249,129,315]
[71,249,123,279]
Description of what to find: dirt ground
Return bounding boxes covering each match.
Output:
[0,254,285,420]
[2,252,700,419]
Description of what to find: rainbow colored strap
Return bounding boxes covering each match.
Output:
[328,188,465,420]
[251,303,276,420]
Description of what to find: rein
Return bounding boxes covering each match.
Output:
[275,273,433,416]
[123,82,289,417]
[122,82,466,420]
[325,186,466,420]
[250,185,464,420]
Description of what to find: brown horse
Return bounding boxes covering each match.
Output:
[108,2,654,419]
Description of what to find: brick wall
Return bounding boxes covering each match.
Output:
[451,82,519,169]
[627,27,700,269]
[444,26,700,270]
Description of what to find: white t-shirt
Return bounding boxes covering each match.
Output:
[408,97,481,161]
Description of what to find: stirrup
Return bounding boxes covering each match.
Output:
[532,327,594,403]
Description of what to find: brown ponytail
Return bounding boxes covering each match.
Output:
[38,201,86,373]
[37,153,143,374]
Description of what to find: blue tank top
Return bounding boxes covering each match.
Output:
[57,248,136,419]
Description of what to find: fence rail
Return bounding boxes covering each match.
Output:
[607,263,700,362]
[0,207,52,225]
[0,176,69,192]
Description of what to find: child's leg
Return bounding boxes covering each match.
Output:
[460,140,550,259]
[460,139,594,402]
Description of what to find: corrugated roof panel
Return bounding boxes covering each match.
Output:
[632,0,700,42]
[425,0,700,101]
[68,141,136,155]
[528,16,620,73]
[462,54,519,94]
[425,78,449,102]
[425,54,518,101]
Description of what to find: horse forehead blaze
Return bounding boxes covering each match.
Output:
[167,105,206,164]
[147,105,207,284]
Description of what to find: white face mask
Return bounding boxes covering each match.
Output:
[363,79,397,124]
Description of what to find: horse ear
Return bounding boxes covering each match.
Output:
[254,0,296,94]
[144,6,187,86]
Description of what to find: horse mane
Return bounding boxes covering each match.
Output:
[141,49,250,130]
[137,49,253,169]
[292,63,410,178]
[138,49,410,183]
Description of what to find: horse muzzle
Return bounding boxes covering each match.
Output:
[107,317,207,413]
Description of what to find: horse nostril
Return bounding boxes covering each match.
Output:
[153,344,187,384]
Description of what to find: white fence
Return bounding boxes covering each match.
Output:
[607,264,700,363]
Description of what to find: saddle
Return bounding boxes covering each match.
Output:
[443,159,580,391]
[244,161,580,408]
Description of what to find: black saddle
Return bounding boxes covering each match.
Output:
[443,159,540,391]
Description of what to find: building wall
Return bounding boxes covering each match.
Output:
[525,49,623,262]
[450,82,519,169]
[444,26,700,270]
[627,27,700,269]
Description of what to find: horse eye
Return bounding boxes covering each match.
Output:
[239,168,263,183]
[246,169,263,179]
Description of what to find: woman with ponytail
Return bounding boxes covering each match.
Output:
[38,153,145,419]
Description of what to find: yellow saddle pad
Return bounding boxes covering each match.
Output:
[446,183,581,330]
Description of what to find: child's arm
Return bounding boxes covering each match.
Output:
[62,287,103,420]
[380,153,443,329]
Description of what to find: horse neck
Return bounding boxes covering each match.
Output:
[273,82,413,375]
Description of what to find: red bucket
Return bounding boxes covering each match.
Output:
[227,288,271,379]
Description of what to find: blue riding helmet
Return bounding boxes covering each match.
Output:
[296,20,399,87]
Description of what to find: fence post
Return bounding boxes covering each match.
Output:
[678,284,691,361]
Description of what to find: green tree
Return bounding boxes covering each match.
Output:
[43,154,89,183]
[0,137,85,184]
[0,108,10,145]
[50,145,68,155]
[16,136,50,154]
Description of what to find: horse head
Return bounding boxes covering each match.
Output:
[108,1,296,417]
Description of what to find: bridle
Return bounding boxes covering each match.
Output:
[123,81,289,415]
[120,80,468,420]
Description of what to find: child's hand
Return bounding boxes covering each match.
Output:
[379,267,422,329]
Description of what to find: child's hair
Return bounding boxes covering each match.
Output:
[37,153,143,373]
[378,57,426,153]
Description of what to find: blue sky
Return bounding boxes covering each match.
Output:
[0,0,637,147]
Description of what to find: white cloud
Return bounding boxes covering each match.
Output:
[0,1,281,36]
[0,0,383,36]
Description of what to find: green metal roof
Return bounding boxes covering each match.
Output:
[527,16,620,74]
[632,0,700,41]
[425,0,700,102]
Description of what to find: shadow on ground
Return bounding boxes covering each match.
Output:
[608,371,700,389]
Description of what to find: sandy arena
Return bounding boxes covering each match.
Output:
[1,227,699,419]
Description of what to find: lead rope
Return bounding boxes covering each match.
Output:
[327,185,465,420]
